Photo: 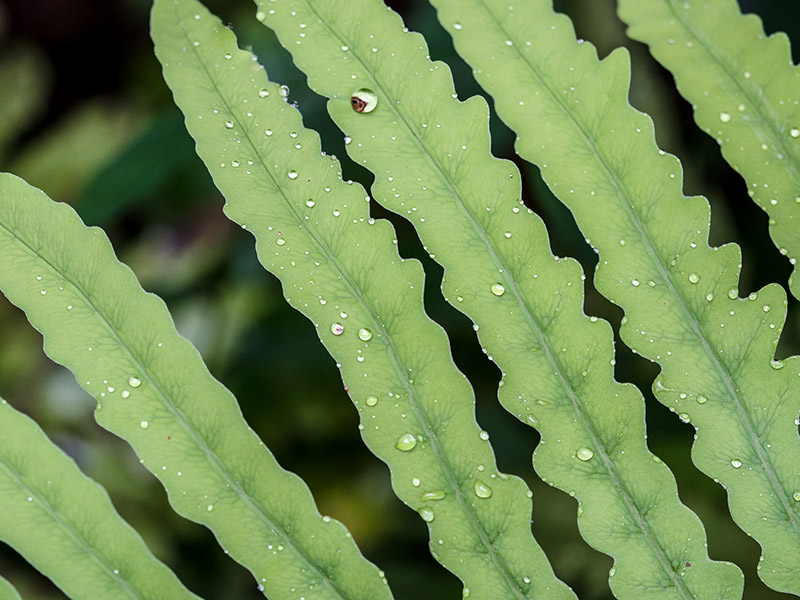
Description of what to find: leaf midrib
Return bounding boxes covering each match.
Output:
[0,449,144,600]
[475,0,799,538]
[179,5,534,600]
[300,0,696,595]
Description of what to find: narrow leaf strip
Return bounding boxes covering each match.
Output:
[618,0,800,300]
[0,172,388,600]
[152,1,573,598]
[431,0,800,593]
[253,0,743,598]
[0,572,22,600]
[0,397,200,600]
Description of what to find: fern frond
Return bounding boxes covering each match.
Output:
[618,0,800,301]
[0,172,389,600]
[251,0,744,597]
[430,0,800,593]
[0,397,200,600]
[152,0,574,598]
[0,574,21,600]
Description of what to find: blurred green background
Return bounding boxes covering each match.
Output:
[0,0,798,598]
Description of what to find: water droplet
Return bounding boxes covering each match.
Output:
[730,458,743,469]
[631,279,640,287]
[258,88,270,98]
[771,359,785,370]
[121,390,130,399]
[223,52,232,60]
[719,112,731,123]
[344,136,352,145]
[688,273,700,284]
[395,433,417,451]
[306,199,315,207]
[207,504,215,512]
[128,376,142,388]
[358,327,373,341]
[331,323,344,336]
[727,288,738,299]
[365,395,378,407]
[453,23,463,30]
[224,120,234,129]
[419,507,435,522]
[420,489,446,502]
[479,430,489,441]
[265,129,273,136]
[793,491,800,502]
[351,88,378,113]
[490,283,505,296]
[473,480,492,498]
[139,420,149,429]
[697,395,708,404]
[791,128,800,138]
[288,170,299,179]
[762,304,771,312]
[576,447,594,461]
[411,477,421,487]
[276,237,286,246]
[504,231,512,238]
[279,84,290,98]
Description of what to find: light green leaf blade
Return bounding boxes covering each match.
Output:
[0,573,22,600]
[252,0,742,598]
[152,1,573,598]
[0,172,388,600]
[429,0,800,593]
[618,0,800,301]
[0,397,200,600]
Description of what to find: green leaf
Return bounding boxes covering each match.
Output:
[0,396,200,600]
[252,0,743,597]
[617,0,800,301]
[152,0,573,597]
[427,0,800,594]
[0,573,22,600]
[0,172,389,600]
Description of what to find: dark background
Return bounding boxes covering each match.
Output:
[0,0,798,598]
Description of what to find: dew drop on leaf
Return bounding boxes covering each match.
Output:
[351,88,378,113]
[420,490,446,502]
[330,323,344,336]
[129,376,142,388]
[365,395,378,407]
[358,327,373,341]
[395,433,417,451]
[419,507,435,522]
[288,169,299,180]
[490,283,505,296]
[730,459,743,469]
[576,447,594,461]
[473,480,492,498]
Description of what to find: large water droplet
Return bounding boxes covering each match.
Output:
[790,128,800,138]
[358,327,373,341]
[688,273,700,284]
[395,433,417,451]
[419,507,435,522]
[288,169,299,180]
[490,283,505,296]
[139,420,149,429]
[730,458,743,468]
[365,395,378,407]
[351,88,378,113]
[420,489,446,502]
[129,376,142,388]
[576,447,594,461]
[473,480,492,498]
[719,112,731,123]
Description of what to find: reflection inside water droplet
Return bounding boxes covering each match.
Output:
[351,88,378,113]
[473,480,492,498]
